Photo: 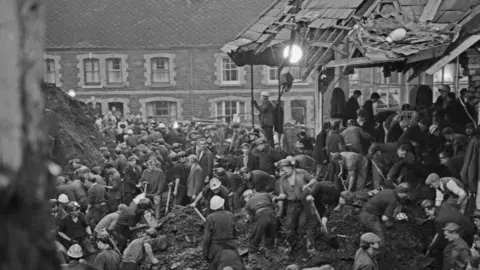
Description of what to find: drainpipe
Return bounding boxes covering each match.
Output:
[189,50,194,120]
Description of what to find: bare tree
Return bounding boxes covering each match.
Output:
[0,0,60,269]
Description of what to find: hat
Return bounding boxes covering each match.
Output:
[428,125,439,135]
[145,228,159,237]
[67,244,83,259]
[275,158,294,168]
[58,194,69,203]
[146,159,156,167]
[443,222,460,232]
[99,147,108,152]
[158,123,166,128]
[472,209,480,219]
[56,176,66,185]
[360,232,381,245]
[168,152,178,159]
[172,143,182,149]
[425,173,440,185]
[442,127,454,136]
[260,91,269,97]
[209,178,222,190]
[396,182,411,193]
[128,155,139,162]
[118,204,128,212]
[69,159,80,164]
[420,199,435,209]
[127,129,134,134]
[210,195,225,210]
[466,123,475,129]
[243,189,254,198]
[254,138,267,145]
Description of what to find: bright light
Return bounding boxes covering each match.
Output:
[173,121,179,129]
[67,89,76,98]
[283,45,303,64]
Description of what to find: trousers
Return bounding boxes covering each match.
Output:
[248,208,277,252]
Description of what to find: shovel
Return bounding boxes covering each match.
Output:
[193,207,207,223]
[309,200,339,249]
[107,234,122,255]
[165,183,173,215]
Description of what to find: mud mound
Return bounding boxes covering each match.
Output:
[42,84,114,168]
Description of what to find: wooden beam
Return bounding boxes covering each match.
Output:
[324,56,404,68]
[425,34,480,75]
[406,44,449,64]
[311,41,348,56]
[419,0,443,22]
[363,0,382,17]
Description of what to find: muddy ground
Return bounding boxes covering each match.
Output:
[149,201,435,270]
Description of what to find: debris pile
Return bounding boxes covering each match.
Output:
[43,83,114,168]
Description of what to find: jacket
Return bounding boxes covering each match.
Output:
[235,153,259,171]
[123,165,142,193]
[273,102,284,134]
[341,126,374,154]
[325,130,345,155]
[187,163,204,197]
[343,96,360,125]
[461,136,480,193]
[198,148,214,180]
[363,100,375,122]
[254,99,275,127]
[313,130,328,165]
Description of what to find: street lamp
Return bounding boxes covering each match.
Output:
[67,89,76,98]
[283,44,303,64]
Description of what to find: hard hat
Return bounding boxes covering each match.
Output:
[67,244,83,259]
[66,201,80,212]
[210,195,225,210]
[425,173,440,185]
[360,232,381,245]
[428,125,439,135]
[260,91,269,97]
[209,178,222,190]
[58,194,69,204]
[158,123,166,128]
[243,189,254,198]
[127,129,134,134]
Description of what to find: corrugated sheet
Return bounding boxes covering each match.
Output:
[305,0,364,9]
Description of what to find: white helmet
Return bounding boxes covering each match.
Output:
[58,194,69,204]
[66,244,83,258]
[210,195,225,210]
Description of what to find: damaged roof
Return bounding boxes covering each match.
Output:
[45,0,274,49]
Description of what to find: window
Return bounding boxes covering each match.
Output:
[151,58,170,83]
[291,100,307,125]
[221,58,239,83]
[216,101,247,123]
[106,58,122,84]
[44,59,56,84]
[267,66,305,83]
[146,101,177,122]
[83,58,100,85]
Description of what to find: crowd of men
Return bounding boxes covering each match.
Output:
[50,86,480,270]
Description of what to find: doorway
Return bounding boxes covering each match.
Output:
[108,102,124,119]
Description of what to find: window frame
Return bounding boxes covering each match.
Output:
[151,57,170,84]
[215,100,247,122]
[265,66,309,85]
[106,58,123,85]
[44,58,56,84]
[143,53,176,87]
[83,58,101,86]
[220,57,240,84]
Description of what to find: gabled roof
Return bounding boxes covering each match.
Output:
[45,0,274,49]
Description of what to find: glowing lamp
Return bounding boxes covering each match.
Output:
[67,89,76,98]
[173,121,179,129]
[283,45,303,64]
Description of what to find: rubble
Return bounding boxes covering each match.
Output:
[43,83,115,169]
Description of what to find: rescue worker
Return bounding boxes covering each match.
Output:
[421,200,475,256]
[115,198,152,251]
[305,181,341,234]
[325,121,345,156]
[86,175,107,228]
[66,244,95,270]
[168,152,188,205]
[341,119,375,154]
[443,222,471,270]
[120,228,160,270]
[292,154,317,174]
[439,151,464,179]
[215,167,245,211]
[253,91,275,146]
[353,233,381,270]
[197,137,214,183]
[105,164,122,212]
[425,173,467,214]
[122,155,142,205]
[234,143,259,172]
[100,152,116,177]
[93,237,121,270]
[244,189,277,263]
[94,204,127,238]
[139,159,166,221]
[254,138,284,175]
[274,158,317,254]
[186,154,204,204]
[203,196,237,263]
[368,143,415,190]
[239,168,275,193]
[359,183,411,247]
[114,148,127,177]
[442,127,469,155]
[190,178,231,215]
[343,90,362,126]
[69,175,88,212]
[56,176,76,203]
[330,152,368,192]
[58,201,95,254]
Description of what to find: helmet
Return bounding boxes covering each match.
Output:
[360,232,381,245]
[137,198,152,210]
[209,178,222,190]
[242,189,254,199]
[210,195,225,210]
[66,201,80,212]
[58,194,69,204]
[396,182,411,193]
[67,244,83,259]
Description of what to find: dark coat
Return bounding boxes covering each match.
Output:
[363,100,375,122]
[313,130,328,165]
[198,148,214,180]
[343,96,360,125]
[254,99,275,127]
[235,153,259,171]
[461,136,480,193]
[331,88,346,118]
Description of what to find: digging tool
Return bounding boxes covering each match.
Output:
[107,234,122,255]
[371,159,386,182]
[194,207,207,223]
[165,182,173,215]
[307,198,340,249]
[338,166,348,191]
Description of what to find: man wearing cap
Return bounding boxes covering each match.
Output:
[435,85,451,109]
[421,199,475,259]
[359,183,411,247]
[425,173,467,213]
[330,151,368,192]
[186,154,204,205]
[254,137,285,175]
[438,151,464,179]
[66,244,95,270]
[122,156,142,205]
[115,148,128,177]
[239,168,275,193]
[115,199,152,252]
[140,159,166,221]
[105,164,122,213]
[442,127,469,155]
[443,222,471,270]
[305,181,341,235]
[203,196,237,263]
[93,236,121,270]
[120,228,160,269]
[125,130,139,148]
[100,152,116,177]
[94,204,127,237]
[235,143,259,172]
[466,123,476,139]
[86,175,107,228]
[58,201,95,254]
[166,153,188,206]
[197,137,214,183]
[367,143,415,190]
[253,91,275,146]
[274,158,317,253]
[244,189,277,263]
[190,178,231,215]
[353,232,381,270]
[215,167,246,211]
[342,119,375,154]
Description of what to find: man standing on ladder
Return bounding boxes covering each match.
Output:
[253,91,275,147]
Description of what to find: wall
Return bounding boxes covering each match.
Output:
[46,48,316,126]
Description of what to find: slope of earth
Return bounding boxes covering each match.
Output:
[42,83,115,169]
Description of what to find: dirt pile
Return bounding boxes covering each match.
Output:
[42,83,114,168]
